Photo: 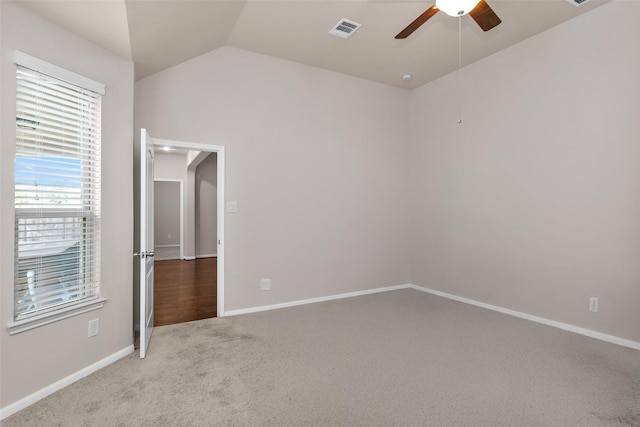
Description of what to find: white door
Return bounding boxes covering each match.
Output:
[140,128,155,358]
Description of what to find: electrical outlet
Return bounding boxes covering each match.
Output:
[260,278,271,291]
[226,201,238,213]
[88,319,99,337]
[168,234,172,239]
[589,297,599,313]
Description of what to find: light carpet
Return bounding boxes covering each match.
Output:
[4,289,640,426]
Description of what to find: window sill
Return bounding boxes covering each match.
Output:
[6,298,107,335]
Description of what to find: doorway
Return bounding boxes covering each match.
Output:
[154,179,183,261]
[152,147,221,326]
[135,131,226,353]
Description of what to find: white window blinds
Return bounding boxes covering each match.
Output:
[14,59,102,320]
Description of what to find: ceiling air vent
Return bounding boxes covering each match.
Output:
[329,18,361,39]
[565,0,590,6]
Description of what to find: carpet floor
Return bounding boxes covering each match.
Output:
[4,289,640,426]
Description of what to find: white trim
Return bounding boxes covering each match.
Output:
[409,285,640,351]
[154,244,180,248]
[182,256,197,261]
[152,139,219,153]
[0,345,134,420]
[224,284,412,316]
[181,180,185,260]
[217,148,225,316]
[224,282,640,350]
[196,254,217,259]
[7,298,107,335]
[13,50,105,95]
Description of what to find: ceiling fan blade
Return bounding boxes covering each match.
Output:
[468,0,501,32]
[395,6,440,39]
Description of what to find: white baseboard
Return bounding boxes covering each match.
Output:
[3,285,636,421]
[0,345,135,420]
[409,284,640,351]
[196,253,217,259]
[181,255,216,260]
[225,282,640,351]
[224,284,412,316]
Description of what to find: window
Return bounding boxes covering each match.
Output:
[9,52,106,333]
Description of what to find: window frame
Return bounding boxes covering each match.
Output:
[7,52,106,335]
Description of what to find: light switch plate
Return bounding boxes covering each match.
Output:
[226,201,238,213]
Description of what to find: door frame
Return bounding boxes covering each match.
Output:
[150,138,226,317]
[153,179,184,260]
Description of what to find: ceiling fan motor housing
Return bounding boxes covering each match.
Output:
[436,0,482,17]
[395,0,500,39]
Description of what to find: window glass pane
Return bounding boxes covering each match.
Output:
[15,156,82,208]
[16,220,82,315]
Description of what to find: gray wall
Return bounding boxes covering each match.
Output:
[135,46,413,312]
[409,1,640,343]
[154,151,188,181]
[153,151,216,258]
[154,181,181,247]
[0,2,134,408]
[153,152,188,254]
[195,153,217,257]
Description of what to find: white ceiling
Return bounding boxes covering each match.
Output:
[15,0,607,89]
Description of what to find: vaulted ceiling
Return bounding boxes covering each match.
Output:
[16,0,607,89]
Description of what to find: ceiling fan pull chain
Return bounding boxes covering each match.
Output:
[458,15,463,124]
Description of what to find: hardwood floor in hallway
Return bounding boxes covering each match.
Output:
[154,257,217,326]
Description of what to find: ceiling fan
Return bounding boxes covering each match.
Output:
[395,0,501,39]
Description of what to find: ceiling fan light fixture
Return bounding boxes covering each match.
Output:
[435,0,482,17]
